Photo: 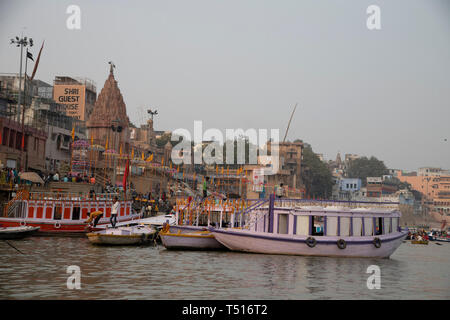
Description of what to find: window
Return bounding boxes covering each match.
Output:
[353,218,363,236]
[384,217,391,234]
[375,218,383,235]
[9,130,15,148]
[54,206,62,220]
[364,217,373,236]
[72,207,80,220]
[326,217,338,236]
[278,214,288,234]
[312,216,324,236]
[2,127,8,146]
[392,217,398,232]
[340,217,351,236]
[295,216,309,235]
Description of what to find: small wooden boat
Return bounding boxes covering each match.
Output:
[0,226,40,240]
[159,225,226,250]
[87,225,157,245]
[432,236,450,243]
[411,240,429,245]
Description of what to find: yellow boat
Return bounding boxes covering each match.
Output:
[411,240,429,245]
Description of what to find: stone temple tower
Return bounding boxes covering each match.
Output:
[87,63,130,154]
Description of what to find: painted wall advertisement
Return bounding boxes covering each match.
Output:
[53,84,86,120]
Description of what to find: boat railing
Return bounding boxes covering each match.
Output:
[234,199,269,228]
[3,189,29,218]
[27,191,123,201]
[272,198,400,209]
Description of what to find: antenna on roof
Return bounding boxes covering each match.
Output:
[283,102,298,143]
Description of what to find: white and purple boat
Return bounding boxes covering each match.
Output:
[210,196,408,258]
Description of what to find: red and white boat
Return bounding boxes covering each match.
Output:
[0,190,140,236]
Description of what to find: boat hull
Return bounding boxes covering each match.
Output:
[0,226,40,240]
[169,225,208,234]
[160,231,227,250]
[210,228,408,258]
[87,228,156,245]
[0,215,140,236]
[87,233,145,245]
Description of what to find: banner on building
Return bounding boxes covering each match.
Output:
[53,84,86,120]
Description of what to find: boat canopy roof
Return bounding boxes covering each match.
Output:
[271,206,400,217]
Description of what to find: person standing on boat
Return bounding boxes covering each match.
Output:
[111,196,120,228]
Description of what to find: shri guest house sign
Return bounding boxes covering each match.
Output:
[53,84,86,121]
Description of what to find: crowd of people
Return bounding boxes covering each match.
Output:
[132,190,175,218]
[407,230,430,241]
[0,168,20,185]
[44,172,96,185]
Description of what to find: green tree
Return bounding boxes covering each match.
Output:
[301,144,333,198]
[346,156,388,186]
[156,132,174,147]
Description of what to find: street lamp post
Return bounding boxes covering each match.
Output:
[10,35,33,123]
[10,35,33,171]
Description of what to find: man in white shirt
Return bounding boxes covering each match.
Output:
[111,196,119,228]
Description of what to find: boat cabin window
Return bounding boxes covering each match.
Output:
[353,218,363,236]
[326,217,338,236]
[72,207,81,220]
[364,217,373,236]
[295,216,309,236]
[54,206,62,220]
[375,218,383,235]
[311,216,324,236]
[278,214,288,234]
[384,217,391,234]
[392,217,398,232]
[340,217,351,236]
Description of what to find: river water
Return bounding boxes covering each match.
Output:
[0,237,449,300]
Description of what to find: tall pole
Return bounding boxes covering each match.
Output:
[283,102,298,143]
[17,42,24,123]
[10,35,33,171]
[20,48,29,171]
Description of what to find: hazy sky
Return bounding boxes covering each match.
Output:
[1,0,449,171]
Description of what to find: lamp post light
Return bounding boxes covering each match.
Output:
[10,35,33,123]
[147,109,158,121]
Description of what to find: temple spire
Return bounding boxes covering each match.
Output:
[108,61,116,75]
